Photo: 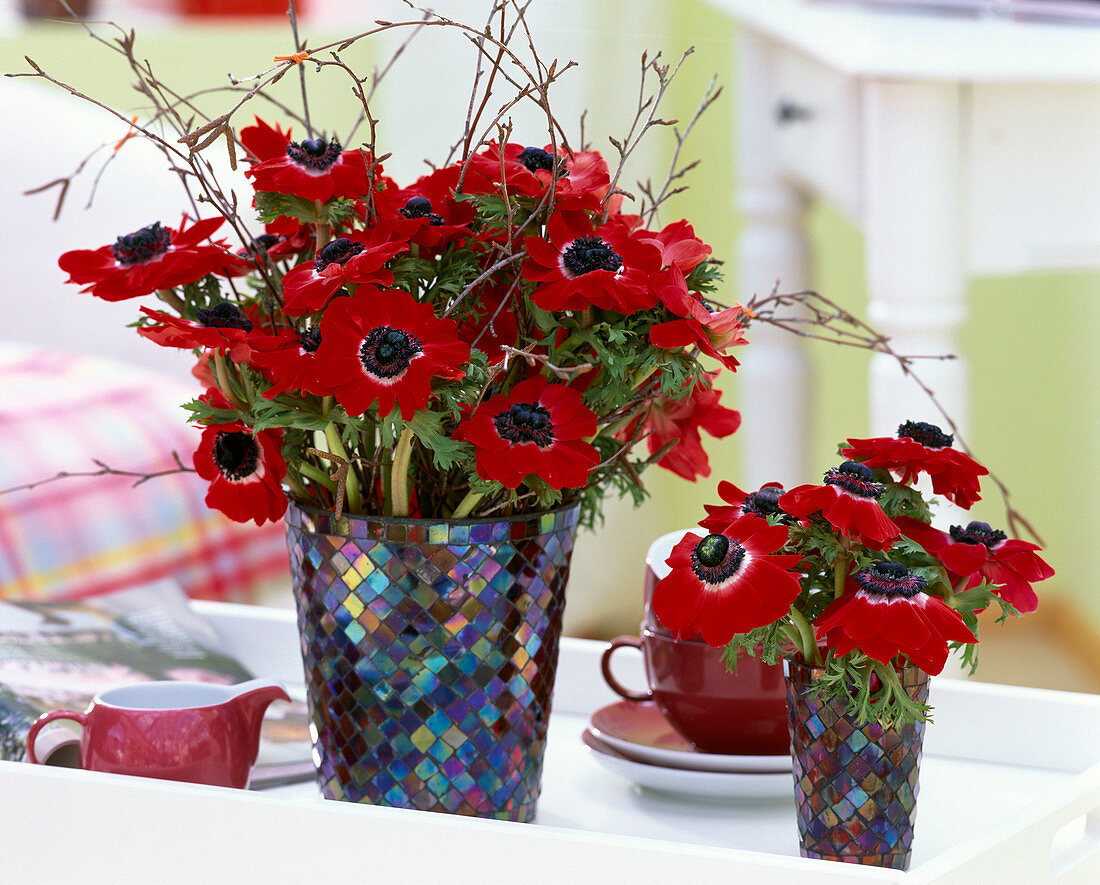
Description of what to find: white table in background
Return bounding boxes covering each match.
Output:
[708,0,1100,483]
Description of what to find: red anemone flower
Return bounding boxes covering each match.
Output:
[522,210,661,313]
[246,124,372,203]
[651,516,804,647]
[193,422,287,526]
[466,142,611,212]
[608,216,712,276]
[895,516,1052,614]
[248,326,325,399]
[842,420,989,509]
[456,374,600,490]
[622,373,741,481]
[815,561,976,674]
[281,228,410,316]
[218,225,313,277]
[312,287,469,420]
[137,304,253,361]
[649,266,748,371]
[239,117,293,163]
[700,481,788,532]
[58,216,227,302]
[780,461,901,551]
[377,164,476,252]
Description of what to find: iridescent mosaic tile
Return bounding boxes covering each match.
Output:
[286,503,579,821]
[785,661,929,870]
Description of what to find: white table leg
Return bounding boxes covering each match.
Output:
[862,81,969,442]
[735,31,813,488]
[863,82,975,678]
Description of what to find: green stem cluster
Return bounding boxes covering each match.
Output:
[787,605,822,667]
[390,427,415,517]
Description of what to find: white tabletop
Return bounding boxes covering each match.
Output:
[0,603,1096,882]
[707,0,1100,82]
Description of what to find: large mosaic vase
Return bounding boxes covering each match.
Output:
[784,659,930,871]
[285,501,579,822]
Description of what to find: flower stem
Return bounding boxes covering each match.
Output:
[313,202,330,253]
[833,551,849,600]
[283,467,310,499]
[298,460,336,492]
[213,353,247,411]
[788,605,822,667]
[451,490,484,519]
[156,287,186,314]
[324,422,363,514]
[946,575,968,607]
[390,426,415,518]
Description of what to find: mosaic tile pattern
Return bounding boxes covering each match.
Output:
[785,661,930,870]
[285,502,579,822]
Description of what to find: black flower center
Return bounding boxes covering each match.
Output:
[743,485,784,518]
[359,326,422,378]
[562,236,622,277]
[898,420,953,449]
[690,533,746,584]
[824,460,884,499]
[949,521,1007,548]
[195,301,254,332]
[112,222,171,266]
[242,233,284,258]
[493,402,555,447]
[314,237,364,272]
[399,195,445,226]
[854,561,926,599]
[213,431,259,481]
[299,327,321,353]
[517,146,555,174]
[285,137,342,171]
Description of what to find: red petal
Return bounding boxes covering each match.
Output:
[651,569,706,637]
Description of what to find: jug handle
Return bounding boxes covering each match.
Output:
[26,710,87,764]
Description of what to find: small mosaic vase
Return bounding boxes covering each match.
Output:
[784,659,930,870]
[285,501,579,822]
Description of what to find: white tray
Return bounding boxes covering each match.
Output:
[0,601,1096,884]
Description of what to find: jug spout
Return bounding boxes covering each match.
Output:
[230,678,292,759]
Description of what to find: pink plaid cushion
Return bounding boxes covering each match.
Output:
[0,345,289,601]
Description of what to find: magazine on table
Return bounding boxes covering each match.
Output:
[0,581,313,789]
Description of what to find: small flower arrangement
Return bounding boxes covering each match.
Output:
[46,6,746,529]
[652,420,1055,724]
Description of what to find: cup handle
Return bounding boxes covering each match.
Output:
[600,636,653,702]
[26,710,87,765]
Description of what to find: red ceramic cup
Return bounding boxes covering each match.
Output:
[600,628,788,756]
[643,528,694,637]
[25,679,290,788]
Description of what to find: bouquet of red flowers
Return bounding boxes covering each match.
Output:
[50,6,744,529]
[651,420,1054,724]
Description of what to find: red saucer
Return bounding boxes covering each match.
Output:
[589,700,791,774]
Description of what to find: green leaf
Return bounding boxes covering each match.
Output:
[723,622,788,671]
[249,401,330,433]
[684,259,724,295]
[406,410,471,471]
[521,475,564,512]
[878,482,933,523]
[182,399,240,426]
[179,275,225,314]
[254,192,356,228]
[809,651,934,728]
